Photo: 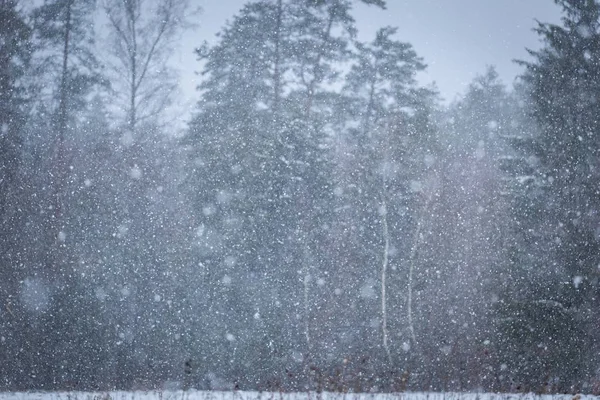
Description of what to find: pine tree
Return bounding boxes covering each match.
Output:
[185,0,386,387]
[499,0,600,390]
[11,0,113,389]
[330,26,435,372]
[422,67,514,390]
[32,0,103,232]
[0,0,31,217]
[0,0,32,390]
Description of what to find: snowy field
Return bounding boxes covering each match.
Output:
[0,392,591,400]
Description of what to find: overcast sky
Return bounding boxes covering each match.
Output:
[172,0,563,118]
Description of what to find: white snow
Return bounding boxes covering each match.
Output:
[121,131,134,147]
[19,277,50,313]
[222,274,232,285]
[516,175,535,185]
[116,224,129,238]
[216,190,232,204]
[424,154,436,168]
[130,165,142,179]
[224,256,237,267]
[0,391,592,400]
[95,287,108,302]
[359,278,376,299]
[474,140,485,160]
[409,180,423,193]
[231,164,242,174]
[202,204,216,216]
[291,350,304,362]
[487,120,498,130]
[577,24,593,38]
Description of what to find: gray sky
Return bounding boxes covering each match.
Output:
[173,0,562,119]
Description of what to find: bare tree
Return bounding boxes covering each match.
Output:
[102,0,192,136]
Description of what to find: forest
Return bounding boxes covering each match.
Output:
[1,0,600,394]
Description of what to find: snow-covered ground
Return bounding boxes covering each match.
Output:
[0,392,591,400]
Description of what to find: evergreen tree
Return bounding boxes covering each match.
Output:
[499,0,600,391]
[98,0,197,385]
[330,26,436,375]
[0,0,32,390]
[0,0,30,208]
[421,67,514,390]
[185,0,386,388]
[32,0,102,236]
[8,0,112,389]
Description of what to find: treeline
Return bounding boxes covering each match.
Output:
[1,0,600,394]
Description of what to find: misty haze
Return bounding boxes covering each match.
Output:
[1,0,599,396]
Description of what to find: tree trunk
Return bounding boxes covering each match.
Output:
[55,0,73,225]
